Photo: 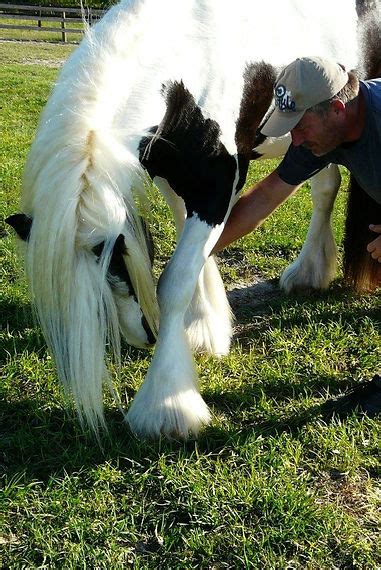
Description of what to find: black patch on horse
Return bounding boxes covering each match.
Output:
[93,235,155,344]
[250,131,267,160]
[235,61,277,160]
[356,0,379,19]
[93,234,135,294]
[139,81,237,226]
[5,213,33,241]
[358,2,381,79]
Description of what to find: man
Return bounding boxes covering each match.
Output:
[215,56,381,262]
[215,56,381,416]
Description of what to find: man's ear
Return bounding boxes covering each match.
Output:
[5,213,33,241]
[331,99,346,114]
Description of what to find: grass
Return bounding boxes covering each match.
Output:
[0,17,84,43]
[1,0,115,7]
[1,39,380,569]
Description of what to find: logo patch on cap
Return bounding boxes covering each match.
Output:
[274,84,296,112]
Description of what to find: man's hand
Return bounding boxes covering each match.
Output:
[367,224,381,262]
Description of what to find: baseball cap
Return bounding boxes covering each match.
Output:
[261,56,349,137]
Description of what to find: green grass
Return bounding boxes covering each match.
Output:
[0,17,84,43]
[2,0,115,8]
[1,40,380,569]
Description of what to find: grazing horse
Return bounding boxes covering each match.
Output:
[7,0,369,438]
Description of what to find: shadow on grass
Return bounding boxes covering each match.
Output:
[0,299,46,360]
[0,298,33,328]
[1,399,182,482]
[228,278,381,328]
[2,373,374,485]
[204,373,355,411]
[2,278,379,483]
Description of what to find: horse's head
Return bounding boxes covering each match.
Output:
[92,233,156,348]
[6,213,156,349]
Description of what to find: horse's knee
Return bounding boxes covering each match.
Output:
[310,165,341,209]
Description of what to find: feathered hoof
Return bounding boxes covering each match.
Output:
[280,259,334,294]
[126,387,211,439]
[185,319,231,356]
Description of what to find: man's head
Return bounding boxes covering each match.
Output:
[261,56,360,155]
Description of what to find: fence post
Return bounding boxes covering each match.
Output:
[61,10,66,42]
[38,4,41,28]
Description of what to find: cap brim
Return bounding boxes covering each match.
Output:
[260,108,305,138]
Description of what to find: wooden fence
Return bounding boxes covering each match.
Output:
[0,3,103,42]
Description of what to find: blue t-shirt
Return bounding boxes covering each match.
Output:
[277,79,381,205]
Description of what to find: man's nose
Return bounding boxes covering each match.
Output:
[291,129,304,146]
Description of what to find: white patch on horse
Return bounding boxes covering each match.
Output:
[254,133,292,159]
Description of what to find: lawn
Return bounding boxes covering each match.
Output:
[0,16,84,43]
[0,39,380,569]
[2,0,114,7]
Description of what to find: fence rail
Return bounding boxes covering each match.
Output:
[0,3,103,42]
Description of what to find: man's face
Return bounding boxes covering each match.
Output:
[290,106,344,156]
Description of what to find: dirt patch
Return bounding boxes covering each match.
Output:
[0,39,73,67]
[226,277,281,337]
[316,469,381,524]
[227,277,279,312]
[21,58,65,68]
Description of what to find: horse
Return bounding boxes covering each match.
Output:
[6,0,377,439]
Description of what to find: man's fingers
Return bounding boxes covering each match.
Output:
[367,235,381,262]
[368,227,381,263]
[367,239,377,252]
[369,224,381,234]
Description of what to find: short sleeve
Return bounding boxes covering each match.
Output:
[277,145,331,186]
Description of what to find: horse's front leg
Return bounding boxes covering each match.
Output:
[126,213,225,438]
[155,176,233,357]
[185,254,233,356]
[280,164,340,292]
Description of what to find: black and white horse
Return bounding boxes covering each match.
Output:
[6,0,378,438]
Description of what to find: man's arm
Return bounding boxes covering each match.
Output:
[213,170,300,253]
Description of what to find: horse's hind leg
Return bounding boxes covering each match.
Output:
[156,176,233,356]
[280,164,340,292]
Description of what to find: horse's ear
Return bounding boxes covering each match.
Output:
[5,213,32,241]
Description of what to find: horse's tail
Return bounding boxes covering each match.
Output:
[21,38,159,431]
[343,2,381,292]
[343,175,381,291]
[357,0,381,78]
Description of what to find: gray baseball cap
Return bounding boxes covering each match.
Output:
[261,56,349,137]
